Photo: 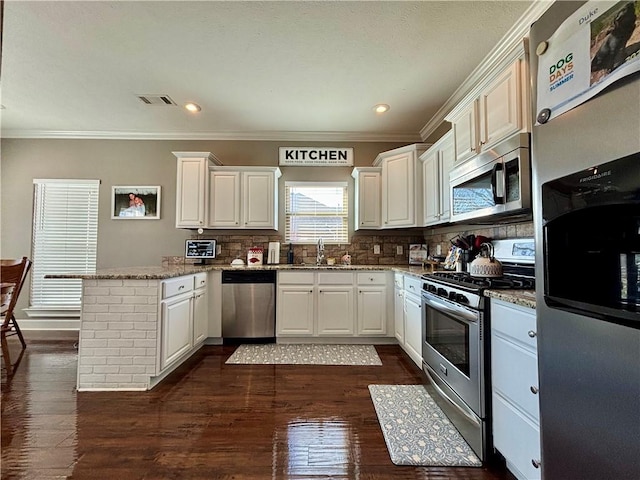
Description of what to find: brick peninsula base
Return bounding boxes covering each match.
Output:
[77,278,161,391]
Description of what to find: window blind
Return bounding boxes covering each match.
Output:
[285,182,348,244]
[30,179,99,308]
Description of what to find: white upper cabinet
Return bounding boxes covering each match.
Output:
[374,144,429,228]
[174,152,222,228]
[420,130,455,226]
[447,58,529,164]
[351,167,381,230]
[208,167,281,229]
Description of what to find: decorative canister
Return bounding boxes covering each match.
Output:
[247,247,263,266]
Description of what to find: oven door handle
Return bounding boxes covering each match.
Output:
[424,366,481,427]
[422,292,477,324]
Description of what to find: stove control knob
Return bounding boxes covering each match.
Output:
[427,284,437,293]
[437,288,447,297]
[455,294,469,304]
[448,290,457,300]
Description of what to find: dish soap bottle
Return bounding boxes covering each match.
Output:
[287,244,294,264]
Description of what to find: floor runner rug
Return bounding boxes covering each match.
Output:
[226,344,382,365]
[369,384,481,467]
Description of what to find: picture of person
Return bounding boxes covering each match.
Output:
[111,186,160,219]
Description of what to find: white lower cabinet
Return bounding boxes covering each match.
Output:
[276,270,390,338]
[318,287,354,335]
[491,298,541,480]
[393,274,404,344]
[403,287,422,368]
[161,293,193,370]
[159,273,209,372]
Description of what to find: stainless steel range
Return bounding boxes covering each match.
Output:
[421,238,535,462]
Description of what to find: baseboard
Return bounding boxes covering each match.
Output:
[15,317,80,331]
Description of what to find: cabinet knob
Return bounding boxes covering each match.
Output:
[309,290,313,293]
[532,459,541,469]
[471,147,476,152]
[530,386,539,394]
[480,140,486,145]
[528,330,537,338]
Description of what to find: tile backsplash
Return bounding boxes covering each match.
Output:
[164,221,534,267]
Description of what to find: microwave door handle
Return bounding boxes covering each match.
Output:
[491,162,504,204]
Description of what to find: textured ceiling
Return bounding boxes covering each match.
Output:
[0,1,535,141]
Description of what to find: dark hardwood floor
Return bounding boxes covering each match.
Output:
[1,339,515,479]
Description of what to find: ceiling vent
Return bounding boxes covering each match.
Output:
[136,94,177,106]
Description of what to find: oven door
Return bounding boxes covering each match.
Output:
[421,290,484,418]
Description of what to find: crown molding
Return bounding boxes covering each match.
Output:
[419,0,554,141]
[0,129,422,143]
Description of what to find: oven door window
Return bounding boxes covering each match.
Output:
[425,308,470,377]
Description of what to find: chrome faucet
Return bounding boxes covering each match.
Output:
[316,238,325,266]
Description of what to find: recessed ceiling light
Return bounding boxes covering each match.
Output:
[373,104,390,114]
[185,103,201,113]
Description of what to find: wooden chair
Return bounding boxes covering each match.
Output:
[1,257,32,375]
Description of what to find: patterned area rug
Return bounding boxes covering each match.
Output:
[225,344,382,365]
[369,384,481,467]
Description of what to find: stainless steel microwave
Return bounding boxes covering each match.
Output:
[449,133,531,223]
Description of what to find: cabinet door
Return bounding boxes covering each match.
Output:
[394,287,404,344]
[438,134,455,222]
[176,157,206,228]
[354,170,381,229]
[403,292,423,368]
[493,393,542,480]
[317,287,354,335]
[422,149,440,226]
[276,286,314,336]
[451,100,478,164]
[382,152,415,227]
[357,286,387,335]
[193,288,208,345]
[209,170,241,227]
[244,171,276,228]
[479,61,521,150]
[161,295,193,370]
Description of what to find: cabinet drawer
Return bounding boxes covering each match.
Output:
[403,275,422,296]
[194,273,207,290]
[278,271,314,285]
[492,333,539,421]
[394,273,404,289]
[318,272,354,285]
[356,272,387,285]
[162,276,194,299]
[492,300,537,350]
[492,393,541,480]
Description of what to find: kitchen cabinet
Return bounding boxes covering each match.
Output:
[491,298,540,480]
[420,130,455,226]
[447,59,529,164]
[277,272,315,336]
[174,151,222,228]
[351,167,381,230]
[208,166,281,229]
[402,275,423,368]
[159,273,211,371]
[277,270,390,338]
[356,272,388,336]
[393,274,404,344]
[374,144,429,228]
[192,273,208,345]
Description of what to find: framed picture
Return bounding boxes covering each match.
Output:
[409,244,429,265]
[111,186,161,219]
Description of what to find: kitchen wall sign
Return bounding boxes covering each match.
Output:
[279,147,353,166]
[535,0,640,124]
[111,185,161,219]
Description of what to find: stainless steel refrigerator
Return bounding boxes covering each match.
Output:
[529,1,640,479]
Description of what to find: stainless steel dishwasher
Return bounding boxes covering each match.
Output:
[221,270,276,343]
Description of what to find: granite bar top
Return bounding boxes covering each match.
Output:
[46,264,429,280]
[484,289,536,309]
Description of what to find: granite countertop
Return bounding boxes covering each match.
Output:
[46,264,429,280]
[484,289,536,309]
